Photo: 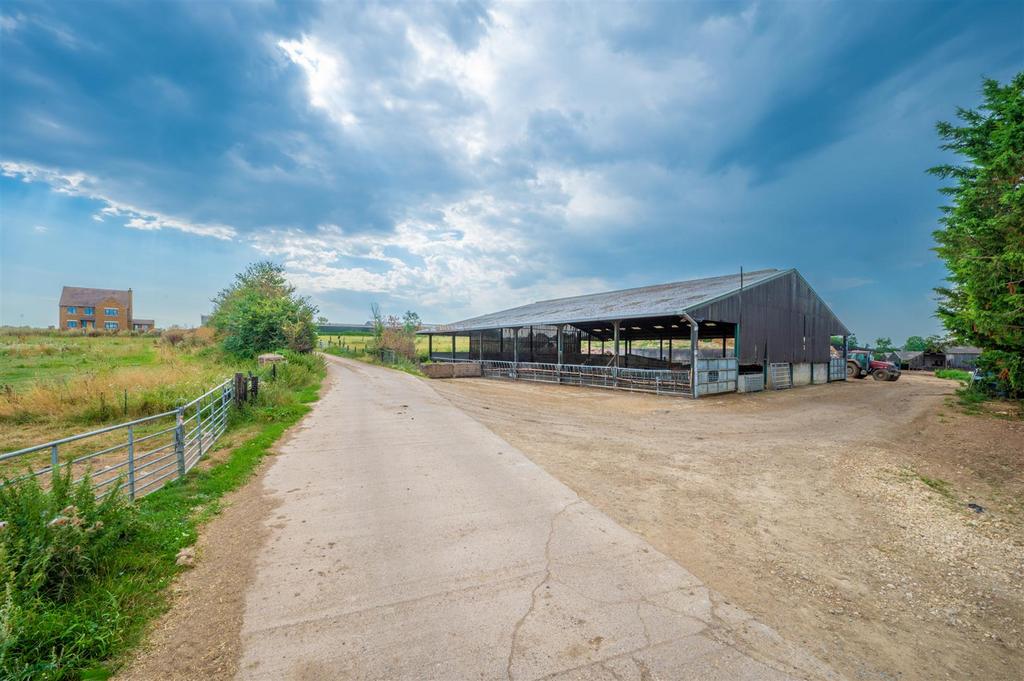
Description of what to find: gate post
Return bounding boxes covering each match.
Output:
[174,407,186,479]
[127,425,136,500]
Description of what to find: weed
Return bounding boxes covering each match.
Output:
[918,474,954,499]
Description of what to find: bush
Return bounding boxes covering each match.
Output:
[0,467,138,677]
[976,350,1024,397]
[209,262,318,358]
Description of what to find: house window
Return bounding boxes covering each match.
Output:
[104,307,118,316]
[83,307,94,315]
[67,306,77,313]
[67,320,78,328]
[104,321,119,330]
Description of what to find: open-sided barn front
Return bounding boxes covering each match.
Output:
[423,268,850,398]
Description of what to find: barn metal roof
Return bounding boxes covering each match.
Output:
[429,268,785,333]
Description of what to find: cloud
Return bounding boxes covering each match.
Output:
[32,224,48,233]
[1,161,237,240]
[1,0,1020,337]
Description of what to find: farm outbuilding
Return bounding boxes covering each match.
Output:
[423,268,850,398]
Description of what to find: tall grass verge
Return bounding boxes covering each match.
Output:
[0,353,325,680]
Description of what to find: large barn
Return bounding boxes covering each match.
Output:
[423,268,851,397]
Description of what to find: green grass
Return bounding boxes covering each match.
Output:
[935,368,972,382]
[0,336,160,388]
[918,474,955,499]
[0,352,325,680]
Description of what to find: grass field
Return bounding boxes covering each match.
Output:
[0,330,326,680]
[0,334,160,387]
[318,332,468,356]
[0,333,235,454]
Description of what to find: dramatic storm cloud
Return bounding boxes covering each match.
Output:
[1,0,1021,340]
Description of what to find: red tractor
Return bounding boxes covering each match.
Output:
[846,349,900,381]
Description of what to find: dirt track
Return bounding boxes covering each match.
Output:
[432,373,1024,681]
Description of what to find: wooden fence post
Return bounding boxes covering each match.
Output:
[250,374,259,402]
[234,373,244,407]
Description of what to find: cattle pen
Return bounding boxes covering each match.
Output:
[421,268,850,398]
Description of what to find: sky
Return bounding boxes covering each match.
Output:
[1,1,1021,344]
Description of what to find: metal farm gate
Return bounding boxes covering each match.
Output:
[769,362,792,390]
[828,357,847,382]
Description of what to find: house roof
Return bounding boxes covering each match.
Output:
[896,350,923,360]
[428,269,785,333]
[945,346,982,354]
[133,319,155,325]
[60,286,131,308]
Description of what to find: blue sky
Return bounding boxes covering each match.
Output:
[1,1,1021,343]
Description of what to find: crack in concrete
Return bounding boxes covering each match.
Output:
[505,499,581,681]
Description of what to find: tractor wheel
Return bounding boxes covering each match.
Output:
[847,362,861,378]
[872,370,887,381]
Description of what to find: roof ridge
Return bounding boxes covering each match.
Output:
[528,269,779,306]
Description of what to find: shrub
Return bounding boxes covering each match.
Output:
[209,262,318,357]
[0,467,138,677]
[161,328,186,346]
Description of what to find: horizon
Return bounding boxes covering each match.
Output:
[2,1,1022,344]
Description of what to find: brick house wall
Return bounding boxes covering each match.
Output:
[59,289,133,331]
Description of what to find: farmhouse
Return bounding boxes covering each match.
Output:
[424,268,850,397]
[59,286,154,332]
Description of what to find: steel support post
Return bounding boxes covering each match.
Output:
[683,313,699,399]
[556,324,564,383]
[612,320,620,385]
[512,327,520,379]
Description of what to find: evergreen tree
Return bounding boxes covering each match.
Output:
[930,73,1024,395]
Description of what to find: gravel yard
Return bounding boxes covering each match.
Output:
[432,373,1024,681]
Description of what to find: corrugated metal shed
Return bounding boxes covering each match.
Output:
[432,269,783,332]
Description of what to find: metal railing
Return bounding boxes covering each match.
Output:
[477,360,692,396]
[770,362,793,390]
[0,378,234,501]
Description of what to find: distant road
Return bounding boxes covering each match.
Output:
[236,356,833,680]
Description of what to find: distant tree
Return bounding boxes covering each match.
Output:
[316,315,329,325]
[846,334,859,349]
[874,337,896,353]
[924,335,947,354]
[402,311,422,333]
[904,335,927,352]
[209,261,318,356]
[930,73,1024,395]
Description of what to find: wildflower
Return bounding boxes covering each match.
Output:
[0,520,7,531]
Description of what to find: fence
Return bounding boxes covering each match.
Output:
[477,360,692,396]
[0,378,236,501]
